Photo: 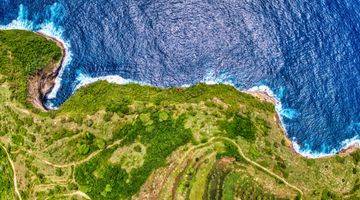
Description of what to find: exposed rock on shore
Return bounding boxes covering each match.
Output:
[27,33,65,110]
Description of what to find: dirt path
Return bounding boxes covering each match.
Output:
[0,143,22,200]
[27,139,123,168]
[66,191,91,199]
[217,137,304,196]
[174,137,304,197]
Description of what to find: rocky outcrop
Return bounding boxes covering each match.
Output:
[27,33,65,111]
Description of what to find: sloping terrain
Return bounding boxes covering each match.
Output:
[0,30,359,200]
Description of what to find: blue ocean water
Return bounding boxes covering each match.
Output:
[1,0,359,157]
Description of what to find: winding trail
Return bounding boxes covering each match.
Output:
[216,137,304,196]
[174,137,303,196]
[168,137,303,197]
[52,191,91,200]
[26,139,123,168]
[0,143,22,200]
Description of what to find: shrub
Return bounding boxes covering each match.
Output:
[335,155,345,164]
[55,168,63,176]
[95,139,106,149]
[158,111,169,122]
[220,113,256,142]
[67,183,78,191]
[350,150,360,164]
[216,142,244,162]
[106,99,130,114]
[103,112,113,122]
[77,144,90,155]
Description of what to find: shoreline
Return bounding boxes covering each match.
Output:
[27,32,66,111]
[27,31,359,158]
[245,90,299,156]
[339,143,360,156]
[246,89,359,158]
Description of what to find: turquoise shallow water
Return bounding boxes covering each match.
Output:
[1,0,359,157]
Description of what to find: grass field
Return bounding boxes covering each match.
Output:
[0,29,359,200]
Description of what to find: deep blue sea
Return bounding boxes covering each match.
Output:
[1,0,359,157]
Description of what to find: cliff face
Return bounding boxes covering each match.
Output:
[0,30,359,200]
[27,33,65,110]
[0,30,63,108]
[27,61,59,110]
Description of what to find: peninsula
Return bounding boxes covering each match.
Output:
[0,30,359,200]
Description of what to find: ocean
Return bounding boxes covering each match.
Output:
[1,0,359,157]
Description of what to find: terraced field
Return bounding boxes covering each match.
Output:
[0,30,359,199]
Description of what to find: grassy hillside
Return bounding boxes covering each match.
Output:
[0,147,15,200]
[0,30,62,107]
[0,30,359,200]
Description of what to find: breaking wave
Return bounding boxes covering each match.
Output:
[1,1,359,157]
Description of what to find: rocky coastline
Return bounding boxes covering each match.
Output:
[27,32,65,111]
[26,32,358,158]
[246,90,359,158]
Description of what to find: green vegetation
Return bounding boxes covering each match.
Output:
[351,150,360,164]
[220,113,256,141]
[216,142,243,162]
[0,148,15,199]
[0,30,62,106]
[75,113,191,199]
[0,30,359,200]
[222,172,279,200]
[58,81,274,117]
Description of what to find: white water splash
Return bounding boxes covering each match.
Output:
[75,73,150,91]
[39,3,73,99]
[2,4,358,159]
[245,85,359,158]
[0,4,34,30]
[39,21,72,99]
[0,3,73,100]
[341,135,360,150]
[292,140,338,158]
[292,135,359,158]
[203,70,234,85]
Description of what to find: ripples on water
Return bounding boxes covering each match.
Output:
[1,0,359,157]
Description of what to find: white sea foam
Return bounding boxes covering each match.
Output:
[0,4,34,30]
[2,5,358,158]
[203,72,296,140]
[75,73,150,91]
[211,82,347,158]
[246,85,289,134]
[292,140,338,158]
[38,3,73,99]
[203,71,291,128]
[292,123,360,158]
[0,3,73,100]
[180,84,192,88]
[246,85,283,115]
[203,70,234,85]
[245,85,360,158]
[341,135,360,150]
[69,72,360,158]
[45,73,142,110]
[39,21,72,99]
[292,135,360,158]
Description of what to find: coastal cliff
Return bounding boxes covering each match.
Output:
[0,30,359,200]
[0,29,62,110]
[27,33,65,110]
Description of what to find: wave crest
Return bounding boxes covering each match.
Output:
[0,3,73,101]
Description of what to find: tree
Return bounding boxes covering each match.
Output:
[55,168,63,176]
[77,144,90,155]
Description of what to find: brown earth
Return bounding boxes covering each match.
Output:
[27,32,65,111]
